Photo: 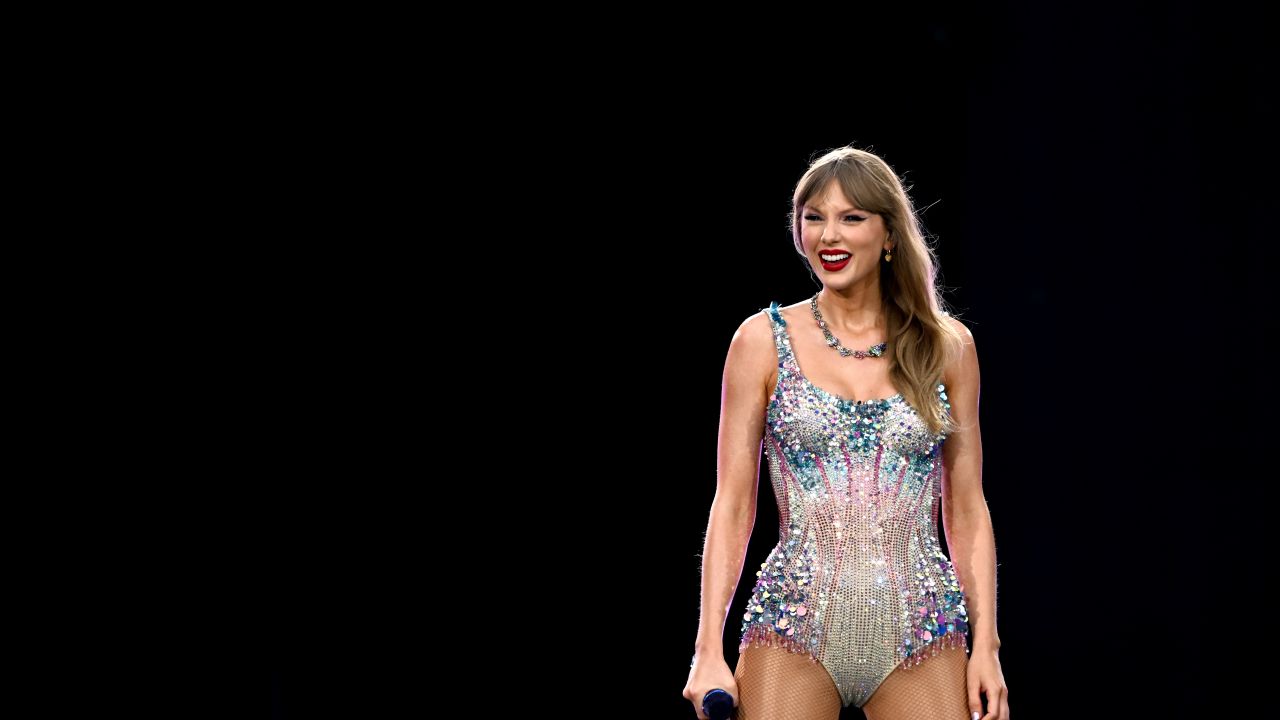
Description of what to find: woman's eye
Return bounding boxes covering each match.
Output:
[805,214,865,222]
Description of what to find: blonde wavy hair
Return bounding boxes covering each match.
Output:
[789,146,965,436]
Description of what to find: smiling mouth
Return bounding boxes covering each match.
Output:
[820,252,851,270]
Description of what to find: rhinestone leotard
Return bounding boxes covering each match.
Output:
[738,302,970,708]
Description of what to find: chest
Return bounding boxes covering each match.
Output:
[767,385,943,460]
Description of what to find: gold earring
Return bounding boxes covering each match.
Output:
[883,247,892,262]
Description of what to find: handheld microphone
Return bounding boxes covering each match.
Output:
[701,688,734,719]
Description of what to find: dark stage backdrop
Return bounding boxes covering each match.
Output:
[270,4,1268,718]
[544,9,1267,720]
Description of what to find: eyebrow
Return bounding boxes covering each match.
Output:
[803,205,866,214]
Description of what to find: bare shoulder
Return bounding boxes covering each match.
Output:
[942,314,978,388]
[945,314,974,341]
[728,307,776,363]
[726,307,778,398]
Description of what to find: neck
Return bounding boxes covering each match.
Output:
[817,287,884,335]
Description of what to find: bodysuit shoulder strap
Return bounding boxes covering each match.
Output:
[761,301,799,374]
[936,380,953,430]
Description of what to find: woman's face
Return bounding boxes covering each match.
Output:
[800,181,892,288]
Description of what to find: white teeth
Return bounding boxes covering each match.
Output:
[820,253,850,262]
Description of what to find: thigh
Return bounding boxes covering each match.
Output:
[733,644,842,720]
[862,645,969,720]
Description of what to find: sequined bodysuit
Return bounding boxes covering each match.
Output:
[738,301,970,708]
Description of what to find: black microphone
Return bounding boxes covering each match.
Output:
[701,688,734,720]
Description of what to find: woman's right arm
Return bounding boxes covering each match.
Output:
[692,311,773,663]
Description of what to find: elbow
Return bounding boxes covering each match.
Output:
[944,495,988,528]
[713,490,756,528]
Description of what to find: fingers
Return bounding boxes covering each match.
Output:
[979,686,1008,720]
[680,687,709,720]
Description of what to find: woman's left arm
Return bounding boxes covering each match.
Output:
[940,317,1009,720]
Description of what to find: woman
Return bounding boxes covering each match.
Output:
[682,146,1009,720]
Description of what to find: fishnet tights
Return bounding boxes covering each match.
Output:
[733,643,970,719]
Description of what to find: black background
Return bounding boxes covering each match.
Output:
[269,3,1271,717]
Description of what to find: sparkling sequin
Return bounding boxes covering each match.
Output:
[738,301,970,708]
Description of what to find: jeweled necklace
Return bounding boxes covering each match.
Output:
[810,292,888,358]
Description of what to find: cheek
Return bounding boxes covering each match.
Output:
[801,228,821,251]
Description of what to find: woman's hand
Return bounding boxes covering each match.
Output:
[682,655,739,720]
[967,647,1009,720]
